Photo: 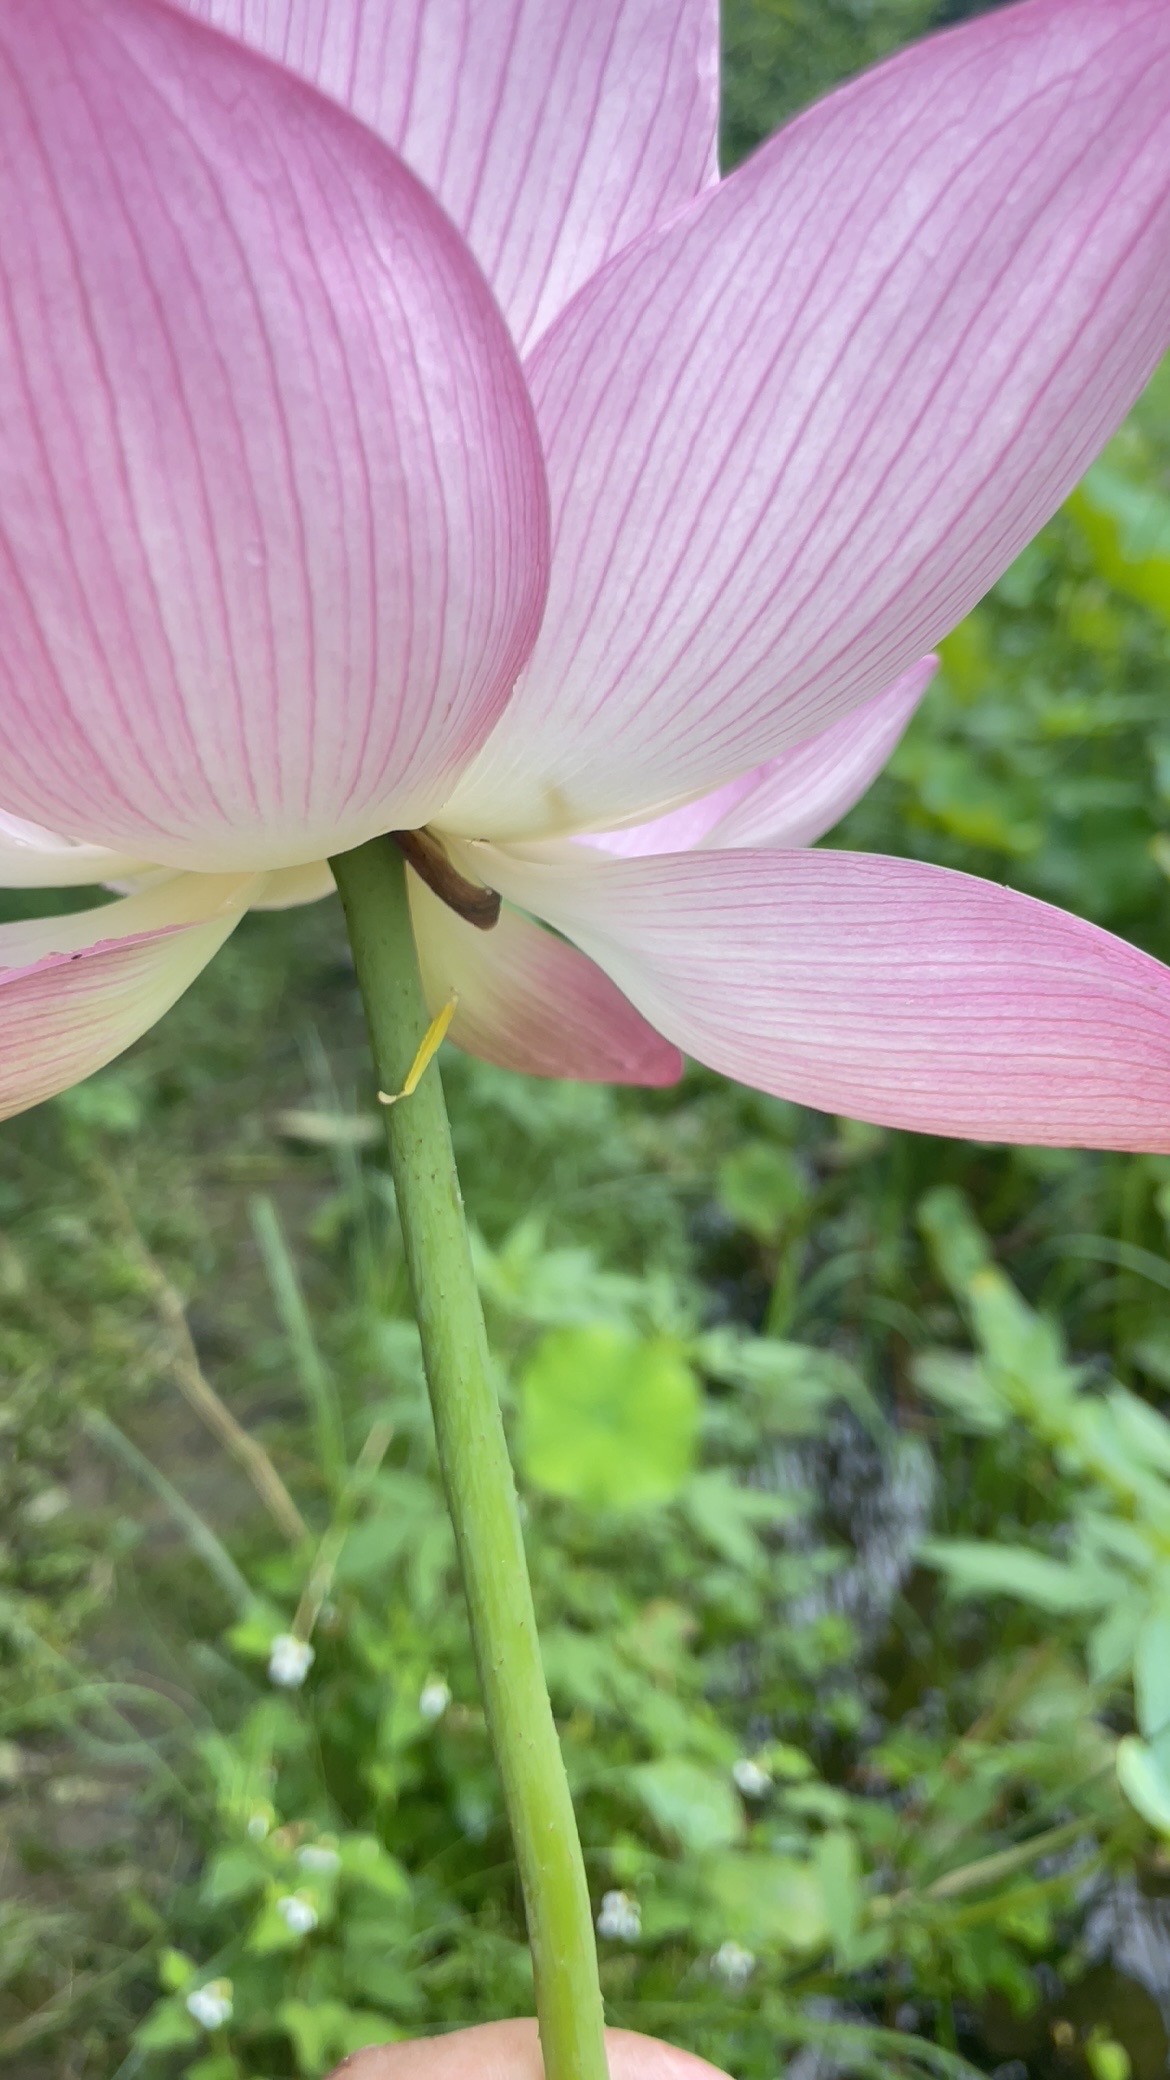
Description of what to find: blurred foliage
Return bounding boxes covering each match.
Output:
[721,0,934,162]
[5,4,1170,2080]
[719,0,1018,167]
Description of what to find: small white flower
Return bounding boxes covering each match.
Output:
[22,1484,70,1526]
[297,1842,340,1875]
[268,1634,314,1688]
[245,1808,272,1842]
[419,1676,452,1721]
[712,1940,755,1988]
[732,1758,771,1800]
[276,1893,319,1935]
[596,1889,641,1942]
[186,1980,233,2031]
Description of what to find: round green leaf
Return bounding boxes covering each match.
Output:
[517,1324,699,1510]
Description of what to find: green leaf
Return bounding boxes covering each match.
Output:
[1066,467,1170,625]
[921,1540,1120,1613]
[682,1470,800,1569]
[223,1607,287,1660]
[56,1069,144,1135]
[704,1851,828,1953]
[1089,1599,1145,1686]
[918,1187,992,1290]
[133,1999,201,2050]
[341,1955,423,2013]
[716,1144,806,1244]
[337,2012,404,2056]
[815,1828,863,1962]
[629,1758,744,1855]
[476,1220,651,1329]
[759,1742,815,1782]
[333,1473,439,1587]
[1107,1387,1170,1480]
[278,1998,392,2075]
[246,1894,324,1955]
[540,1627,620,1714]
[338,1833,410,1901]
[696,1329,868,1434]
[200,1846,269,1908]
[920,1196,1077,1415]
[965,1271,1072,1411]
[1117,1734,1170,1837]
[157,1946,196,1992]
[1135,1610,1170,1765]
[913,752,1042,856]
[1086,2033,1132,2080]
[517,1324,699,1510]
[934,612,992,696]
[785,1782,851,1824]
[912,1352,1008,1434]
[278,1998,349,2074]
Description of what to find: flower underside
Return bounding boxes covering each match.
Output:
[0,0,1170,1147]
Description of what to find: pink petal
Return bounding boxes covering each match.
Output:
[476,845,1170,1150]
[0,873,253,1121]
[169,0,719,353]
[580,774,763,860]
[0,810,146,888]
[407,874,681,1086]
[0,0,547,872]
[587,660,933,858]
[443,0,1170,842]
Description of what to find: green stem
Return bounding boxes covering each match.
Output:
[330,836,607,2080]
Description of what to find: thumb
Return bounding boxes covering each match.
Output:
[328,2019,732,2080]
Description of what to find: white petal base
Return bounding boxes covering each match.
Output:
[0,874,253,1121]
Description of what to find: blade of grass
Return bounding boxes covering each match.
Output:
[249,1191,347,1490]
[291,1415,394,1643]
[83,1408,253,1611]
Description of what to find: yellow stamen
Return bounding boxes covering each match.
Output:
[377,994,458,1106]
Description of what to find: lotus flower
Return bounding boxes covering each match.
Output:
[5,0,1170,1146]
